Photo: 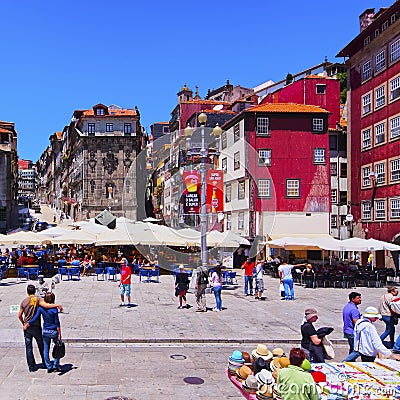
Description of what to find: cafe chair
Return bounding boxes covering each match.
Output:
[17,267,29,281]
[58,267,69,281]
[106,266,118,281]
[27,267,39,281]
[151,268,160,283]
[68,267,81,281]
[93,267,105,281]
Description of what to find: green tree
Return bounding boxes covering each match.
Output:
[337,72,347,104]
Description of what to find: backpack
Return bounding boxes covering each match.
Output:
[389,298,400,316]
[198,271,208,285]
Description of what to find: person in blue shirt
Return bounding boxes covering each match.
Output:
[24,292,62,373]
[342,291,362,362]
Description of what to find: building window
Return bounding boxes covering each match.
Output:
[362,202,371,220]
[362,60,372,82]
[364,37,370,47]
[225,183,231,202]
[234,152,240,170]
[226,213,231,230]
[331,215,337,228]
[340,191,347,204]
[375,200,386,220]
[362,93,371,115]
[106,123,113,132]
[312,118,324,132]
[390,158,400,182]
[375,85,386,108]
[390,76,400,101]
[390,198,400,218]
[221,131,227,149]
[340,163,347,178]
[238,181,245,200]
[376,50,386,73]
[382,20,389,31]
[375,162,386,185]
[391,14,397,24]
[375,29,380,38]
[390,38,400,62]
[390,115,400,139]
[362,165,371,187]
[256,117,270,136]
[362,128,372,149]
[257,179,271,198]
[96,108,105,116]
[124,124,132,135]
[238,212,244,230]
[233,123,240,142]
[163,126,169,133]
[88,123,95,135]
[316,84,326,94]
[313,148,325,164]
[331,189,337,204]
[375,122,385,144]
[330,162,337,176]
[258,149,271,166]
[222,157,227,172]
[286,179,300,198]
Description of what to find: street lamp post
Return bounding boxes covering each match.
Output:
[184,113,222,268]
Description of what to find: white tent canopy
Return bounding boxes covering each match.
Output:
[1,231,44,245]
[206,230,250,248]
[37,226,70,238]
[50,231,97,245]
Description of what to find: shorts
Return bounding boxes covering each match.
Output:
[120,284,131,296]
[255,279,264,293]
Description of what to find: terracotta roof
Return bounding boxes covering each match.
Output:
[153,121,169,125]
[55,131,63,140]
[82,109,137,117]
[182,99,231,105]
[246,103,329,114]
[304,74,325,79]
[202,109,236,114]
[0,128,11,133]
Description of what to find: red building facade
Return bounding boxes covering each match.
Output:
[338,3,400,244]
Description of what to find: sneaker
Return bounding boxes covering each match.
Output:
[119,303,125,307]
[47,368,54,373]
[29,366,36,372]
[177,306,182,309]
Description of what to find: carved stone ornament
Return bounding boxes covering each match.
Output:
[103,152,118,175]
[123,150,132,168]
[88,151,97,172]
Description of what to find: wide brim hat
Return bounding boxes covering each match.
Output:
[256,369,273,386]
[252,344,273,362]
[272,347,285,358]
[242,375,258,393]
[256,384,274,399]
[229,350,245,363]
[241,351,251,363]
[270,357,281,372]
[236,365,252,380]
[278,356,290,368]
[363,306,382,319]
[252,357,270,374]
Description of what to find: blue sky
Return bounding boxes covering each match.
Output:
[0,0,393,161]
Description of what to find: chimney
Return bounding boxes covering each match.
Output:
[359,8,375,32]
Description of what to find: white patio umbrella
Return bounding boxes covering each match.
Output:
[50,231,97,245]
[366,238,400,251]
[0,233,9,245]
[2,231,44,246]
[37,226,70,239]
[95,229,138,246]
[73,221,110,234]
[206,230,250,248]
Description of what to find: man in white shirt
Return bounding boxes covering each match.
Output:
[354,306,400,362]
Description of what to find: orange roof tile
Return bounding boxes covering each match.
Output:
[82,109,137,117]
[0,128,11,133]
[246,103,329,114]
[304,74,325,79]
[153,121,169,125]
[55,131,63,140]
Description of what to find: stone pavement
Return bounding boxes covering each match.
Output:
[0,272,394,399]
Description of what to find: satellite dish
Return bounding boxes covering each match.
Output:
[212,104,223,111]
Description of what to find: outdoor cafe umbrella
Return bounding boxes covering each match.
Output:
[50,230,97,245]
[206,230,250,248]
[95,229,138,246]
[72,221,110,234]
[2,231,44,246]
[37,226,70,239]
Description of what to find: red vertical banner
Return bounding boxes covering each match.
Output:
[182,170,201,214]
[206,170,224,213]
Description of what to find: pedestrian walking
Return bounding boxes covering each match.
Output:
[278,258,295,300]
[210,265,223,311]
[118,258,132,307]
[302,264,315,288]
[254,259,265,300]
[379,286,398,349]
[241,257,255,296]
[195,263,208,312]
[354,306,400,362]
[23,292,63,373]
[342,291,362,362]
[18,284,62,372]
[175,265,189,309]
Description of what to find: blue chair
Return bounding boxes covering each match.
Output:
[58,260,67,268]
[1,265,8,279]
[228,271,238,285]
[17,268,29,281]
[93,267,105,281]
[58,267,69,281]
[139,268,151,283]
[106,267,118,281]
[68,267,80,281]
[151,268,160,283]
[27,267,39,281]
